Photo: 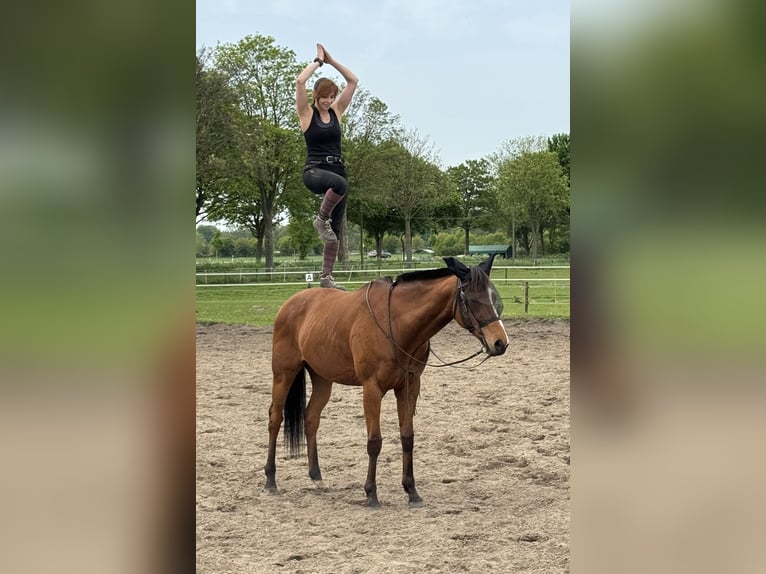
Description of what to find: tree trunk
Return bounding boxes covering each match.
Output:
[464,225,470,256]
[255,236,264,262]
[262,203,274,270]
[519,229,530,256]
[548,223,557,253]
[531,221,540,259]
[404,216,413,266]
[374,232,384,265]
[339,203,349,265]
[511,216,516,260]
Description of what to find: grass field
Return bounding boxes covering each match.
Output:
[195,265,570,326]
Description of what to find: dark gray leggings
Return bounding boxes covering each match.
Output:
[302,165,348,196]
[302,166,348,235]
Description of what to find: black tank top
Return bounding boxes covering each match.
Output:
[303,107,342,160]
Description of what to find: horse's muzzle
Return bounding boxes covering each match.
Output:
[479,331,508,356]
[492,339,508,356]
[485,338,507,356]
[477,320,508,357]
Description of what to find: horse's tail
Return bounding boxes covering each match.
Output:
[283,365,306,457]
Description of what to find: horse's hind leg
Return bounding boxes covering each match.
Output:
[304,374,332,487]
[264,369,297,491]
[395,376,423,507]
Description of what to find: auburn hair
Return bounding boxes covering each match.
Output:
[312,77,339,100]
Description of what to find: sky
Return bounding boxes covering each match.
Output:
[196,0,569,168]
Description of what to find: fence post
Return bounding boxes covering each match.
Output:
[524,281,529,313]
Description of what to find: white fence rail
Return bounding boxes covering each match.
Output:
[195,265,570,287]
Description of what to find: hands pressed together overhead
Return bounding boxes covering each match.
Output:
[316,43,333,66]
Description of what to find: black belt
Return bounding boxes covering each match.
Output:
[309,155,344,165]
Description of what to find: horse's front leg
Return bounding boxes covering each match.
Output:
[395,375,423,507]
[362,383,384,507]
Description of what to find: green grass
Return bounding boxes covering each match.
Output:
[196,269,569,326]
[196,285,305,325]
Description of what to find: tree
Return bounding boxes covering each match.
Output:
[196,50,237,223]
[210,35,305,269]
[382,131,444,264]
[343,89,404,263]
[546,133,570,253]
[446,158,497,255]
[547,133,570,186]
[496,151,568,258]
[283,216,320,260]
[196,224,219,244]
[210,234,235,258]
[493,135,548,163]
[430,229,464,257]
[196,230,210,257]
[233,237,256,257]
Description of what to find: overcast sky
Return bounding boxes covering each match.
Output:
[196,0,569,168]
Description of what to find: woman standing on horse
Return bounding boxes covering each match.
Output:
[296,43,358,290]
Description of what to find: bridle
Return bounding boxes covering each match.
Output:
[364,276,496,370]
[453,278,502,346]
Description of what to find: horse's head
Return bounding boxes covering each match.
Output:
[444,255,508,356]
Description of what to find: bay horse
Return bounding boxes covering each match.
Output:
[264,255,508,507]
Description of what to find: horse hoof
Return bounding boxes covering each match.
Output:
[313,480,328,491]
[366,499,381,509]
[408,500,424,509]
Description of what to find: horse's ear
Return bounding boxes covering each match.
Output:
[478,253,497,275]
[443,256,470,279]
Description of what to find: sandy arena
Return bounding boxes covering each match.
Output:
[197,318,570,573]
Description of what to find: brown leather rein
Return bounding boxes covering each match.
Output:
[364,277,497,370]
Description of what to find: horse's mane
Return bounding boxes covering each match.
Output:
[392,265,490,289]
[393,267,454,285]
[382,258,494,294]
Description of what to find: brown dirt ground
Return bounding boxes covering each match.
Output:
[197,318,570,573]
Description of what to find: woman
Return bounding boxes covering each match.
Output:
[296,43,358,290]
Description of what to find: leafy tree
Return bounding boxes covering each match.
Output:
[196,231,211,257]
[209,35,305,269]
[233,237,256,257]
[359,205,400,262]
[196,50,237,223]
[210,234,235,257]
[430,229,464,257]
[473,231,510,245]
[382,131,444,263]
[196,224,219,244]
[446,158,497,255]
[547,133,570,185]
[284,215,320,260]
[496,151,568,258]
[343,89,404,263]
[545,133,570,254]
[493,135,548,163]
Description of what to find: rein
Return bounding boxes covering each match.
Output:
[364,278,491,370]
